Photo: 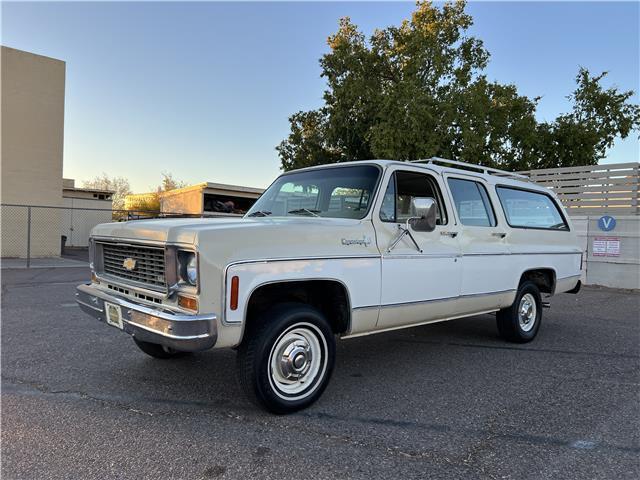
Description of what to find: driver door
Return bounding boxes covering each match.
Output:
[373,167,462,329]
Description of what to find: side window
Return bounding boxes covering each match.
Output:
[447,178,496,227]
[379,176,396,221]
[496,186,569,230]
[380,171,447,225]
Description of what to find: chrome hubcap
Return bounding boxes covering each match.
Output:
[269,323,327,400]
[278,341,312,380]
[518,293,537,332]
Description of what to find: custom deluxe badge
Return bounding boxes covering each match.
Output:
[341,236,372,247]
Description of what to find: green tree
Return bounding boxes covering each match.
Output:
[277,0,639,171]
[530,69,640,169]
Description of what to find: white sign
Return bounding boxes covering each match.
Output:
[593,238,607,256]
[593,237,620,257]
[606,238,620,257]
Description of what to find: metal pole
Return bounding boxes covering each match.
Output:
[26,206,32,268]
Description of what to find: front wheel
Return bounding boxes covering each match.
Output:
[496,281,542,343]
[236,303,336,414]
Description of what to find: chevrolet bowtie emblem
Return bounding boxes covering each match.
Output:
[122,257,137,271]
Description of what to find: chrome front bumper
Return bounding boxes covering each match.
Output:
[75,283,217,352]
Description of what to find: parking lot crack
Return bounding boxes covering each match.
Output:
[2,376,156,416]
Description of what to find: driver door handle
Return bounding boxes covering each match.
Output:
[440,231,458,238]
[491,232,507,238]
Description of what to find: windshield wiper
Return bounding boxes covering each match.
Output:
[288,208,321,217]
[247,210,272,217]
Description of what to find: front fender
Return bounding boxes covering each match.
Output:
[222,256,380,336]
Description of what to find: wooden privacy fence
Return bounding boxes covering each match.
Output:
[520,162,639,216]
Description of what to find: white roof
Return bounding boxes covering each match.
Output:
[287,159,548,193]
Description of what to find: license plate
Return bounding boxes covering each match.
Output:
[105,302,124,330]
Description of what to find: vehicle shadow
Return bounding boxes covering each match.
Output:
[105,313,501,416]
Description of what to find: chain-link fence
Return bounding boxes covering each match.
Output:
[1,204,237,267]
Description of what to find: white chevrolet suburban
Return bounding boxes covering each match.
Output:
[76,158,582,413]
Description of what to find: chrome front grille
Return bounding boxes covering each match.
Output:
[99,242,166,288]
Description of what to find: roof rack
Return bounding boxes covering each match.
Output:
[410,157,531,181]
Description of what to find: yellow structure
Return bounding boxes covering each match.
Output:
[1,46,66,257]
[124,192,160,212]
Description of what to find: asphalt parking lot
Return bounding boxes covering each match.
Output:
[2,267,639,479]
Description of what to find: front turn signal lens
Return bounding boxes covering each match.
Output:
[178,295,198,311]
[230,276,239,311]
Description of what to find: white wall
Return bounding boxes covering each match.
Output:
[572,215,640,290]
[61,197,113,247]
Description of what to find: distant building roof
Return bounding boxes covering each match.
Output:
[63,186,114,194]
[62,178,113,195]
[159,182,263,199]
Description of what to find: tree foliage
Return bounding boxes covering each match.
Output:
[82,173,131,210]
[134,172,189,211]
[158,171,187,192]
[277,0,639,171]
[82,172,188,212]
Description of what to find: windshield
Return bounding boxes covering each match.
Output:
[246,165,381,219]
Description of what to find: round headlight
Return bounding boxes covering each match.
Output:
[186,254,198,286]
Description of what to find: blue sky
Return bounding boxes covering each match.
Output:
[2,1,638,192]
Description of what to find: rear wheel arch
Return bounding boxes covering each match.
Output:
[518,268,556,295]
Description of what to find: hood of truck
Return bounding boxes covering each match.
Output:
[91,218,251,244]
[90,217,380,261]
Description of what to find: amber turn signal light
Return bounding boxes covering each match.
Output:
[178,295,198,311]
[230,276,239,311]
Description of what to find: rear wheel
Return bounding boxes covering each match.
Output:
[236,303,335,414]
[496,281,542,343]
[133,338,190,359]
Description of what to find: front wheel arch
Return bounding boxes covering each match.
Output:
[243,279,352,336]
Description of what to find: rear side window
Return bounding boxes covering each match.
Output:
[496,186,568,230]
[447,178,496,227]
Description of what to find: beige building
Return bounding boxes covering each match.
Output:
[61,179,113,248]
[160,182,264,216]
[1,46,66,257]
[125,182,264,217]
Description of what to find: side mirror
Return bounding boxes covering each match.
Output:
[408,197,437,232]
